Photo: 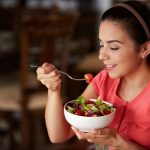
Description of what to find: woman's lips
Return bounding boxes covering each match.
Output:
[105,64,117,71]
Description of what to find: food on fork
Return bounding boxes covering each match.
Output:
[84,73,93,83]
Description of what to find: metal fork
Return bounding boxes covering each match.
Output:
[30,64,85,81]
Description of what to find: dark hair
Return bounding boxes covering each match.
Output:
[101,0,150,44]
[101,0,150,65]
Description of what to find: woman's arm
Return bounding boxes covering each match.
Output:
[71,127,148,150]
[81,83,99,100]
[45,90,74,143]
[37,63,74,143]
[45,81,98,143]
[37,63,99,143]
[113,134,147,150]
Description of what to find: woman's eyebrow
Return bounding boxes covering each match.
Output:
[99,39,124,44]
[107,40,124,44]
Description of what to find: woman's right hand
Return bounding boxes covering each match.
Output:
[36,62,61,92]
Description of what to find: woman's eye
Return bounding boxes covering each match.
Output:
[99,45,104,49]
[110,47,119,50]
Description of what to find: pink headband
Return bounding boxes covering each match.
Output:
[115,3,150,40]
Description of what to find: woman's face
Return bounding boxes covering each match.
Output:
[99,20,142,78]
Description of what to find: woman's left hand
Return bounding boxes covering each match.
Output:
[71,126,118,146]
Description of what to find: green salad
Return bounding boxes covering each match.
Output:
[66,96,115,117]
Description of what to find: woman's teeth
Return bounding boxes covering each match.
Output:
[106,65,116,68]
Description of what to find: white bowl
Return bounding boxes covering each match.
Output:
[64,99,116,132]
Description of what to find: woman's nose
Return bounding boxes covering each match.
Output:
[99,50,109,60]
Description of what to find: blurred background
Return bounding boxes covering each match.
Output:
[0,0,149,150]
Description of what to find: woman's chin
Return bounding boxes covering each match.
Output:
[108,72,120,79]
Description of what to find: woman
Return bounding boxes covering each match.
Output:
[36,1,150,149]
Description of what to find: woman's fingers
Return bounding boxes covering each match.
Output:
[42,62,55,74]
[46,79,61,91]
[71,127,99,140]
[36,62,62,91]
[40,73,61,86]
[42,62,50,67]
[71,126,113,141]
[37,70,60,81]
[71,126,83,139]
[36,62,55,74]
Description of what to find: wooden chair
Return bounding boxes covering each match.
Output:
[0,7,79,150]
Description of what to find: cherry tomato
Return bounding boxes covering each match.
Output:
[75,109,85,116]
[84,73,93,83]
[103,109,111,115]
[86,100,94,104]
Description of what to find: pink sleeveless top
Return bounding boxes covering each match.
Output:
[92,69,150,149]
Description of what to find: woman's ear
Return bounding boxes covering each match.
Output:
[140,41,150,58]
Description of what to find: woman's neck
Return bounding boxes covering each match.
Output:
[117,64,150,101]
